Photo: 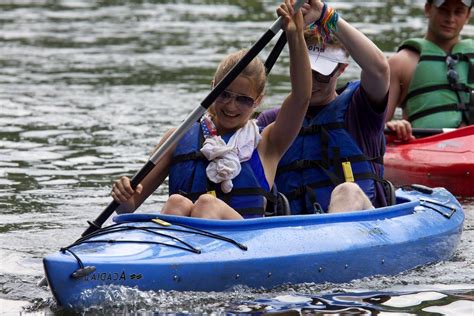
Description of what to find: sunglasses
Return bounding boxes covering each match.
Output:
[446,55,471,111]
[312,64,340,83]
[446,55,459,86]
[216,90,256,108]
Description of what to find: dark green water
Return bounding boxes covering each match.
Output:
[0,0,473,314]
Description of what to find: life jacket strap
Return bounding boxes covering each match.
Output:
[277,154,383,174]
[298,122,344,136]
[171,151,206,165]
[405,84,471,103]
[417,53,473,63]
[285,172,385,202]
[183,187,276,217]
[408,103,467,124]
[171,128,207,165]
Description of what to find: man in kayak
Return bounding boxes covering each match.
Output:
[385,0,473,141]
[111,0,312,219]
[257,0,390,214]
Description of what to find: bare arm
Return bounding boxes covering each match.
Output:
[333,19,389,104]
[386,55,404,121]
[260,0,311,163]
[113,128,176,213]
[385,49,419,141]
[386,49,419,121]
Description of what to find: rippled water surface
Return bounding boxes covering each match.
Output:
[0,0,473,314]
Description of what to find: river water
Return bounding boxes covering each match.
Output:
[0,0,473,314]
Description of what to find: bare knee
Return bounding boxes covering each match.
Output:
[328,182,373,213]
[332,182,361,198]
[191,194,220,218]
[194,193,216,207]
[191,194,242,220]
[161,194,193,216]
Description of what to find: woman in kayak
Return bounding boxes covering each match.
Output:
[110,0,311,219]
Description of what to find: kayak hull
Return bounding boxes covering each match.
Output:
[43,187,464,310]
[384,126,474,196]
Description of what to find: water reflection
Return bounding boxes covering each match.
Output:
[24,285,473,314]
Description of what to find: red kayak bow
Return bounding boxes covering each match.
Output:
[384,125,474,196]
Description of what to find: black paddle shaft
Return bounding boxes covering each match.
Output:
[265,32,287,74]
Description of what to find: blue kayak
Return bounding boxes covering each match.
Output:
[43,186,464,309]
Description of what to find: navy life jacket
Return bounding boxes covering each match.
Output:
[275,81,385,214]
[168,122,274,218]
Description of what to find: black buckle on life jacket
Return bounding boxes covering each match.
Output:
[299,125,321,136]
[294,159,313,170]
[178,190,191,199]
[313,202,324,214]
[293,186,307,198]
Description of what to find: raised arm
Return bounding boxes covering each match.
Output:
[335,19,389,103]
[260,0,311,161]
[303,0,389,104]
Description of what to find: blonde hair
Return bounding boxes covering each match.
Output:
[213,49,267,97]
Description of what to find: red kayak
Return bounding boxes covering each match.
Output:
[384,126,474,196]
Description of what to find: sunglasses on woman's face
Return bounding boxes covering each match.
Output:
[216,90,256,108]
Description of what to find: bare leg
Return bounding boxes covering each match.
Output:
[190,194,243,220]
[328,182,374,213]
[161,194,194,216]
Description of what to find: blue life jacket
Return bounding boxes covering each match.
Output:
[168,122,273,218]
[275,81,384,214]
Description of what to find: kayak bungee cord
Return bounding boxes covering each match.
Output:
[150,219,248,251]
[419,199,457,219]
[62,219,248,278]
[83,218,248,250]
[400,185,457,219]
[68,226,202,253]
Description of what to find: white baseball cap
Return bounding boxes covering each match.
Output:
[431,0,472,7]
[307,43,349,76]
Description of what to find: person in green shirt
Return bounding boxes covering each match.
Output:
[386,0,472,141]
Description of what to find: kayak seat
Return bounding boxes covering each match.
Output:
[265,185,291,216]
[382,179,397,206]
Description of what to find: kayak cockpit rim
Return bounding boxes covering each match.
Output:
[113,197,421,231]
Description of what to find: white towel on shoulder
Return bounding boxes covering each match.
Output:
[200,119,261,193]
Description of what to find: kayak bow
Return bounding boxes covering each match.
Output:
[384,125,474,196]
